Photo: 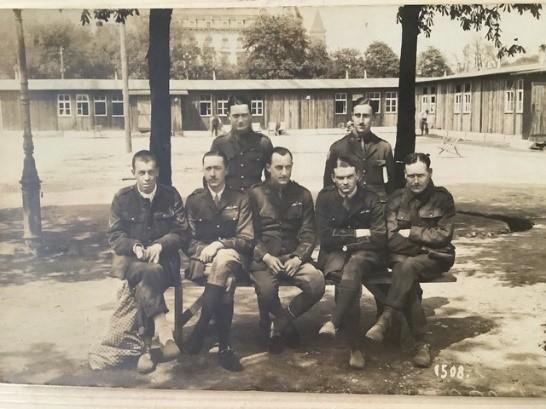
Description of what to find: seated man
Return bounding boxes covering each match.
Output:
[248,147,325,353]
[315,155,386,369]
[184,151,254,372]
[109,150,189,373]
[365,152,456,368]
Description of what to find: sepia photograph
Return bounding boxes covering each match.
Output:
[0,1,545,407]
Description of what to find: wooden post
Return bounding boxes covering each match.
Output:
[120,21,132,153]
[13,9,42,253]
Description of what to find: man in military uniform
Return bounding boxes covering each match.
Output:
[323,98,395,200]
[184,151,254,372]
[365,153,456,368]
[210,95,274,334]
[248,147,325,353]
[109,150,189,373]
[210,95,273,193]
[316,155,386,369]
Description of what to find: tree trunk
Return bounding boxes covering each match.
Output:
[120,21,132,153]
[394,5,421,189]
[148,9,172,186]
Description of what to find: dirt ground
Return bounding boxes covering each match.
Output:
[0,130,545,397]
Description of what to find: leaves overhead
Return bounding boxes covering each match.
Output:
[80,9,139,25]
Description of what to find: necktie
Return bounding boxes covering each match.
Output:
[214,193,220,207]
[342,195,350,211]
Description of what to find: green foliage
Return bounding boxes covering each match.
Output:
[417,46,452,77]
[80,8,139,25]
[328,48,365,78]
[241,14,309,79]
[364,41,399,77]
[302,42,331,78]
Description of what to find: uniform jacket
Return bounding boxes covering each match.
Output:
[323,131,395,196]
[315,185,386,274]
[185,187,254,258]
[108,183,189,279]
[248,180,316,263]
[387,181,456,263]
[210,130,273,192]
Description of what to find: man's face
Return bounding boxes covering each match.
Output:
[132,159,158,194]
[332,165,358,196]
[405,161,432,194]
[203,155,227,190]
[266,153,292,186]
[229,104,251,133]
[352,104,373,134]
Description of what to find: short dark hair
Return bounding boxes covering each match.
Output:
[267,146,293,165]
[404,152,431,169]
[352,97,374,113]
[132,150,158,170]
[228,95,251,112]
[202,150,228,167]
[331,154,362,174]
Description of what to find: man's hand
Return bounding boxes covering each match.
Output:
[283,256,302,277]
[145,243,163,264]
[263,253,284,275]
[199,241,223,263]
[398,229,411,238]
[355,229,371,238]
[133,243,146,261]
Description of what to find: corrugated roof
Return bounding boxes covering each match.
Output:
[417,63,546,83]
[0,78,399,92]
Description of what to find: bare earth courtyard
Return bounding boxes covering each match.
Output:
[0,130,545,396]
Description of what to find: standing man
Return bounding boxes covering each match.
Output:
[210,95,274,335]
[184,151,254,372]
[419,109,429,136]
[365,153,456,368]
[211,114,221,137]
[210,95,273,193]
[248,147,325,353]
[109,150,189,373]
[315,155,386,369]
[323,98,394,200]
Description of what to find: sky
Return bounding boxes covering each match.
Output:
[297,5,546,65]
[1,4,545,67]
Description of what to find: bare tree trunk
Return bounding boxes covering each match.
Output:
[394,5,421,189]
[148,9,172,186]
[120,21,132,153]
[13,9,42,253]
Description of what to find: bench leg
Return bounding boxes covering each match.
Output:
[173,277,183,350]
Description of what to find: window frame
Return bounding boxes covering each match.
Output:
[516,79,524,114]
[504,80,515,113]
[76,94,90,117]
[217,97,229,117]
[57,94,71,117]
[93,96,107,117]
[454,84,462,114]
[384,91,398,114]
[463,82,472,114]
[251,97,264,116]
[112,95,124,117]
[334,92,347,115]
[199,94,212,117]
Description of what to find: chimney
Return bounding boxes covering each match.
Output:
[539,44,546,65]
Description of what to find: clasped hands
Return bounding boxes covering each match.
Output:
[263,253,302,277]
[133,243,163,264]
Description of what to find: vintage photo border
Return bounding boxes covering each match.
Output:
[1,0,545,407]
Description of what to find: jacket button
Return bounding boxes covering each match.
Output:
[240,175,245,179]
[217,225,221,228]
[240,164,245,167]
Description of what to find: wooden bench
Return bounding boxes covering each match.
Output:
[172,263,457,347]
[438,134,463,157]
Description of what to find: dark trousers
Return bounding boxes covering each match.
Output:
[331,250,384,348]
[385,254,453,342]
[251,259,325,326]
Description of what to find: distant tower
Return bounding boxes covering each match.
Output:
[309,10,326,44]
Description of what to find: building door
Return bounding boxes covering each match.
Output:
[530,82,546,137]
[136,97,151,132]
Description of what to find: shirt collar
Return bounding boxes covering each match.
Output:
[137,184,157,201]
[208,184,225,200]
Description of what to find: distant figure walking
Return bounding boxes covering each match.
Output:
[211,115,221,137]
[419,109,429,136]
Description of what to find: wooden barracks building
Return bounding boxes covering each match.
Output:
[0,63,545,141]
